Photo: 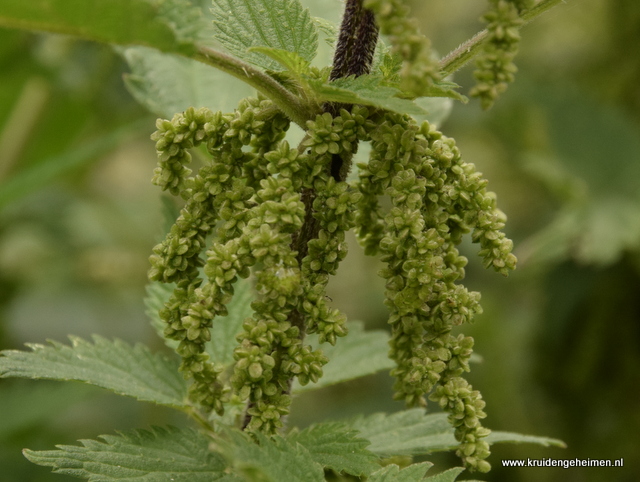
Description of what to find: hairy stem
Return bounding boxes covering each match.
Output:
[330,0,379,81]
[193,46,317,128]
[326,0,379,180]
[439,0,565,75]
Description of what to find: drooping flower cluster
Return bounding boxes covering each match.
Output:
[364,0,441,96]
[149,100,291,415]
[148,96,515,473]
[148,99,375,432]
[471,0,535,109]
[354,113,516,472]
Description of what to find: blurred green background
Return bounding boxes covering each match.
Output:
[0,0,638,480]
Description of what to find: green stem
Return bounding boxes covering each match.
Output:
[192,46,317,128]
[183,406,216,435]
[439,0,566,76]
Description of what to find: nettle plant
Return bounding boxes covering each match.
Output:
[0,0,566,480]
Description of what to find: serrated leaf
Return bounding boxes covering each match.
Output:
[211,0,318,71]
[368,462,433,482]
[249,47,311,74]
[145,281,180,352]
[309,75,427,115]
[23,426,239,481]
[0,336,188,409]
[424,467,466,482]
[292,321,394,393]
[349,410,454,457]
[486,431,566,448]
[348,409,565,457]
[287,422,379,476]
[208,277,255,366]
[122,46,253,118]
[222,431,325,482]
[420,80,468,103]
[312,16,337,47]
[0,0,206,55]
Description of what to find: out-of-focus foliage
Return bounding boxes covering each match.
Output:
[0,0,638,481]
[410,1,640,480]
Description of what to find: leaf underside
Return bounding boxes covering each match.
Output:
[293,321,394,393]
[222,431,325,482]
[348,409,566,457]
[122,46,253,119]
[310,75,428,116]
[0,336,188,408]
[287,422,379,476]
[146,277,254,367]
[23,426,239,482]
[368,462,434,482]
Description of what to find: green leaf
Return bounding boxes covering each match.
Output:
[348,409,565,457]
[292,321,394,393]
[349,410,454,457]
[424,467,466,482]
[312,16,337,47]
[412,97,454,128]
[420,80,468,103]
[222,431,325,482]
[368,462,433,482]
[486,431,566,448]
[211,0,318,71]
[145,277,255,367]
[309,75,427,116]
[145,281,180,352]
[249,47,311,74]
[0,0,206,55]
[0,336,188,409]
[287,422,379,476]
[122,47,253,118]
[208,277,255,366]
[23,426,239,481]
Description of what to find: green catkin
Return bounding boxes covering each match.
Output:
[354,113,515,472]
[364,0,441,96]
[471,0,535,109]
[149,99,365,430]
[149,99,515,471]
[149,99,516,471]
[149,99,292,415]
[149,97,515,472]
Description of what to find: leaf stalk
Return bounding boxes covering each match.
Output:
[193,46,318,128]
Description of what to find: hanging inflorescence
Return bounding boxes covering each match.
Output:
[148,98,377,432]
[354,112,515,472]
[364,0,441,96]
[471,0,535,109]
[148,1,517,473]
[148,98,515,472]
